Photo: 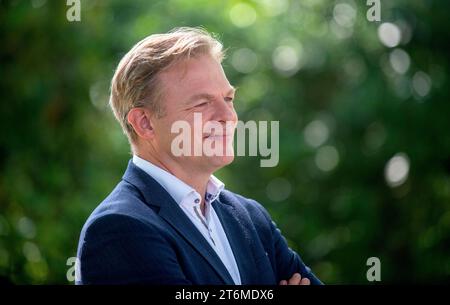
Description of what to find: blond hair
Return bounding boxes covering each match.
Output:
[109,27,225,143]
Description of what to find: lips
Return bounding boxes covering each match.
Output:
[203,131,230,138]
[204,134,231,140]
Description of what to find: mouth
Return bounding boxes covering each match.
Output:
[203,131,231,139]
[203,134,231,140]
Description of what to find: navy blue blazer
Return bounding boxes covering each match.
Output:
[76,160,322,285]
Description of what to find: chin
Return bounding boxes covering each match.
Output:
[208,154,235,170]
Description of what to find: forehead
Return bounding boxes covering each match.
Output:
[158,55,231,100]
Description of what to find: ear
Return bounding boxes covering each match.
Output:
[127,107,155,140]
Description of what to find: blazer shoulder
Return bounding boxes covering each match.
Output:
[79,179,162,241]
[219,190,273,226]
[220,189,269,213]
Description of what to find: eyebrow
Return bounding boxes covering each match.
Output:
[185,86,236,105]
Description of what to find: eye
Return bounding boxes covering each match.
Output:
[195,101,209,108]
[224,97,234,103]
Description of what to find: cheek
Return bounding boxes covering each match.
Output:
[155,117,179,143]
[155,119,170,136]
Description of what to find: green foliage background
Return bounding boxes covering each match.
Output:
[0,0,449,284]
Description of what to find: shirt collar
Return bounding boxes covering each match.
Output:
[132,155,224,205]
[205,175,224,203]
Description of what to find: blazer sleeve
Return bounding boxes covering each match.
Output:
[77,214,192,285]
[252,200,324,285]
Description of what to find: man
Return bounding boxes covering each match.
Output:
[76,27,322,285]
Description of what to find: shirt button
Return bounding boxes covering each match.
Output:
[194,199,200,204]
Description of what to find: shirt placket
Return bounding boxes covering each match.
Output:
[193,195,216,247]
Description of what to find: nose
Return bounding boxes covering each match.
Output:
[213,97,237,124]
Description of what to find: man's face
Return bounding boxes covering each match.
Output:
[151,54,238,173]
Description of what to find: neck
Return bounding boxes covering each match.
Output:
[135,148,211,212]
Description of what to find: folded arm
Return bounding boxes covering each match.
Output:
[253,201,323,285]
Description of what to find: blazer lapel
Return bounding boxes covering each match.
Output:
[122,160,234,285]
[158,202,235,284]
[212,196,258,285]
